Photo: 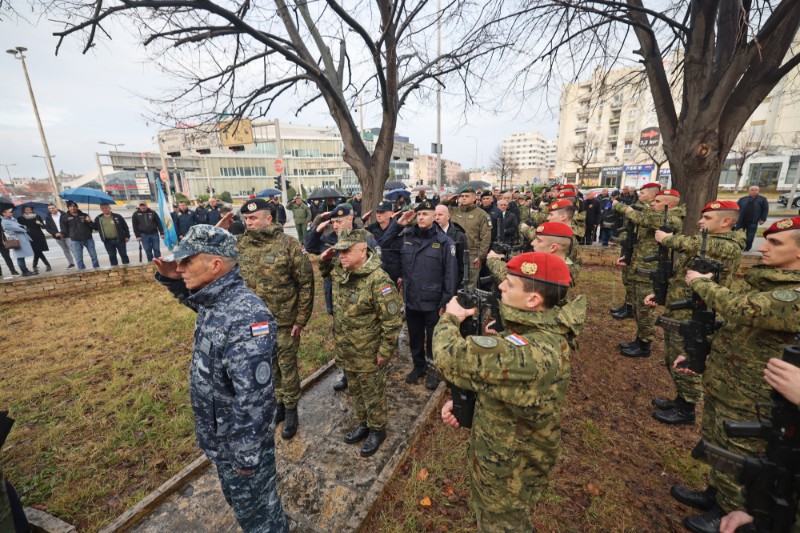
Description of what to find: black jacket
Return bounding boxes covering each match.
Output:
[584,198,602,225]
[497,210,518,244]
[395,224,458,312]
[481,204,502,242]
[366,219,402,282]
[61,210,95,241]
[131,208,163,237]
[193,208,209,224]
[272,202,287,225]
[44,210,67,238]
[172,209,196,239]
[94,213,131,242]
[441,222,467,287]
[17,215,49,252]
[737,195,770,225]
[205,206,222,225]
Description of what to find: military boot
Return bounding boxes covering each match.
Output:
[612,304,634,320]
[653,397,695,425]
[618,339,638,350]
[683,505,724,533]
[610,303,627,314]
[620,339,651,357]
[344,423,369,444]
[670,485,717,511]
[333,371,348,391]
[281,408,298,440]
[360,429,386,457]
[424,373,439,390]
[275,403,286,424]
[651,395,678,410]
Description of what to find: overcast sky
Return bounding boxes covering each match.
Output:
[1,15,560,182]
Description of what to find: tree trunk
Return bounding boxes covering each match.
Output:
[733,170,744,194]
[670,158,723,235]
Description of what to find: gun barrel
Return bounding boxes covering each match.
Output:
[724,420,770,439]
[655,315,683,333]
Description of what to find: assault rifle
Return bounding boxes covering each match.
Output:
[655,230,724,374]
[614,204,643,265]
[642,205,675,305]
[490,242,524,261]
[427,249,503,429]
[691,338,800,532]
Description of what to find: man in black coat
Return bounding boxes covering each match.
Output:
[172,201,196,240]
[479,191,502,243]
[131,201,165,261]
[434,204,467,286]
[45,203,75,268]
[496,198,519,244]
[270,196,287,225]
[364,201,402,283]
[389,201,458,389]
[583,191,602,245]
[94,203,131,266]
[736,185,770,251]
[61,201,99,269]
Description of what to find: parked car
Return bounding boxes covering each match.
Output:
[777,192,800,208]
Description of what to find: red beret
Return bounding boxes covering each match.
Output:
[553,185,563,191]
[562,183,578,189]
[548,199,574,211]
[507,252,572,287]
[657,189,680,198]
[701,200,739,212]
[556,190,577,198]
[763,216,800,237]
[535,221,574,239]
[640,182,661,190]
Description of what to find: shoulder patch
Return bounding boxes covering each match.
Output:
[251,322,271,336]
[380,285,393,296]
[471,336,498,349]
[771,290,799,303]
[387,301,399,315]
[254,361,270,385]
[505,333,529,346]
[450,244,456,257]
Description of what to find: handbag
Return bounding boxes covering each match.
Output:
[2,236,20,249]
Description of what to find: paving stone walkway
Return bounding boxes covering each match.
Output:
[125,332,440,532]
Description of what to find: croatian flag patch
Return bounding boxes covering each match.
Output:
[380,285,392,296]
[251,322,271,337]
[505,333,528,346]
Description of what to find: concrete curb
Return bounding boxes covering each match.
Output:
[25,507,77,533]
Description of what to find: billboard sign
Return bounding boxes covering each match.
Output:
[639,127,660,147]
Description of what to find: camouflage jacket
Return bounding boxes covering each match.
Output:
[238,224,315,329]
[286,202,312,226]
[518,220,581,265]
[696,266,800,412]
[661,230,746,314]
[320,251,403,371]
[432,296,587,454]
[572,211,586,240]
[158,266,278,471]
[449,204,492,262]
[618,203,685,278]
[487,256,580,287]
[518,203,533,225]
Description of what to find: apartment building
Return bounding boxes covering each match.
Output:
[500,131,557,183]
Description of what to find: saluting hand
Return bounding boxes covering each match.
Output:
[398,210,415,226]
[361,209,373,222]
[153,258,181,280]
[316,219,331,232]
[217,211,234,230]
[320,248,336,262]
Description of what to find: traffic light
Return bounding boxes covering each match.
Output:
[170,186,176,195]
[274,175,281,188]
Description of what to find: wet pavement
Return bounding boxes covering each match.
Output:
[127,330,440,532]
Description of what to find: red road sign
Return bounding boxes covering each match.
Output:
[274,159,285,174]
[159,168,169,181]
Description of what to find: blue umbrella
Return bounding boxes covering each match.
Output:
[384,188,411,202]
[256,188,282,198]
[13,201,49,220]
[60,187,115,215]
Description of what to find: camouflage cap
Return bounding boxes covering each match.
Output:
[332,228,368,251]
[415,200,436,212]
[164,224,239,261]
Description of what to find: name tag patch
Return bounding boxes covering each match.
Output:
[432,243,441,249]
[251,322,271,336]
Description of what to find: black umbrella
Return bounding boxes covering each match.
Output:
[0,196,13,211]
[307,187,345,200]
[384,180,406,190]
[461,180,492,191]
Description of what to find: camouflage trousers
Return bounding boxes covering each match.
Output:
[275,326,302,409]
[468,411,556,532]
[468,254,480,291]
[631,276,656,342]
[663,328,703,404]
[702,395,766,514]
[345,367,387,431]
[621,265,634,305]
[216,447,288,533]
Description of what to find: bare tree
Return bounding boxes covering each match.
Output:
[451,170,471,187]
[571,131,601,184]
[730,127,769,193]
[44,0,509,212]
[503,1,800,232]
[492,145,518,189]
[637,142,668,182]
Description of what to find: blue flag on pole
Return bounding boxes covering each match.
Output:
[156,177,179,250]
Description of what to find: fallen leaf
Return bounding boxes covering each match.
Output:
[442,486,454,495]
[420,496,432,507]
[587,483,601,496]
[417,468,429,481]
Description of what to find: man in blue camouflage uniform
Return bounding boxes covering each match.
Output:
[153,224,288,533]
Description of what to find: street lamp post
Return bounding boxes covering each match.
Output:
[7,46,62,208]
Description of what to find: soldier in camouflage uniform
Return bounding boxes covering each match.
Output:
[553,188,585,242]
[230,198,315,440]
[671,216,800,533]
[318,229,402,457]
[153,225,288,532]
[613,184,685,357]
[449,186,492,290]
[433,252,586,532]
[645,200,745,425]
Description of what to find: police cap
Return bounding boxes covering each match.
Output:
[164,224,238,261]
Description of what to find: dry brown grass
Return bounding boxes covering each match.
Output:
[0,269,332,532]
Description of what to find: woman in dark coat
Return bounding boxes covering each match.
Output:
[17,206,51,272]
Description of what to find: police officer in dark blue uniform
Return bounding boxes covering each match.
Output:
[389,200,458,389]
[365,200,402,283]
[153,225,288,533]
